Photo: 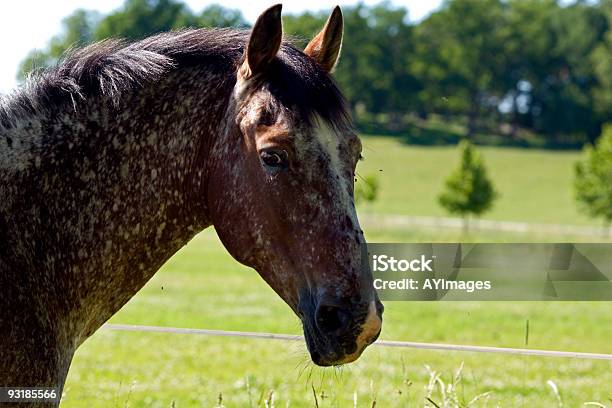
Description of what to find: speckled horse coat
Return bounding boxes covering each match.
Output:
[0,5,382,405]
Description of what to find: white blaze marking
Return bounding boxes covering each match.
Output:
[312,119,360,232]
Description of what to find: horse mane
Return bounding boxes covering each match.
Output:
[0,28,350,131]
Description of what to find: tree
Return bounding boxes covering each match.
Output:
[17,9,100,81]
[283,11,327,49]
[503,0,608,144]
[94,0,249,39]
[94,0,197,40]
[438,140,497,230]
[591,0,612,127]
[413,0,509,136]
[355,174,379,205]
[197,4,249,28]
[574,124,612,233]
[530,2,607,144]
[284,3,420,128]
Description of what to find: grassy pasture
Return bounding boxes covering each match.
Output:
[356,136,594,225]
[61,229,612,407]
[61,138,612,407]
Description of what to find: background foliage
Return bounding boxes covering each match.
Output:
[575,123,612,226]
[16,0,612,148]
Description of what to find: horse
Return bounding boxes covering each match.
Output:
[0,5,383,405]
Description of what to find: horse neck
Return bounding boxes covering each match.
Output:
[0,64,235,341]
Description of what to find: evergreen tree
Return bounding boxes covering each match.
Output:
[575,124,612,233]
[355,174,379,205]
[438,140,497,230]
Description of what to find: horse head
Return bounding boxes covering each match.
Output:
[208,5,383,366]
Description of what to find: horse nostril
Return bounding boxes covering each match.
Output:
[315,304,351,335]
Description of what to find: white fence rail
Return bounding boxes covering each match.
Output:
[360,214,609,237]
[103,324,612,361]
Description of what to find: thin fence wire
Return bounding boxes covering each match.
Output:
[103,323,612,361]
[360,214,611,237]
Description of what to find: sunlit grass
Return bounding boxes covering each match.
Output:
[61,229,612,407]
[357,136,595,226]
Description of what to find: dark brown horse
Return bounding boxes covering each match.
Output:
[0,5,383,405]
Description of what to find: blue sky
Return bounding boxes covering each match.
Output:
[0,1,442,93]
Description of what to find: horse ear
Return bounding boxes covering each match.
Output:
[304,6,343,72]
[241,4,283,78]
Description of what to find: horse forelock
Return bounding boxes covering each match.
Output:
[264,45,351,132]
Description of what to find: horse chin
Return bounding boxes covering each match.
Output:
[337,302,383,364]
[304,328,381,367]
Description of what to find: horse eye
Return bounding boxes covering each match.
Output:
[260,149,288,171]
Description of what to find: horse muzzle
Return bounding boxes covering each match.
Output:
[299,295,383,366]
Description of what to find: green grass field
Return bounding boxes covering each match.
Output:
[356,136,595,225]
[61,137,612,407]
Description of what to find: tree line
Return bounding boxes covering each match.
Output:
[16,0,612,147]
